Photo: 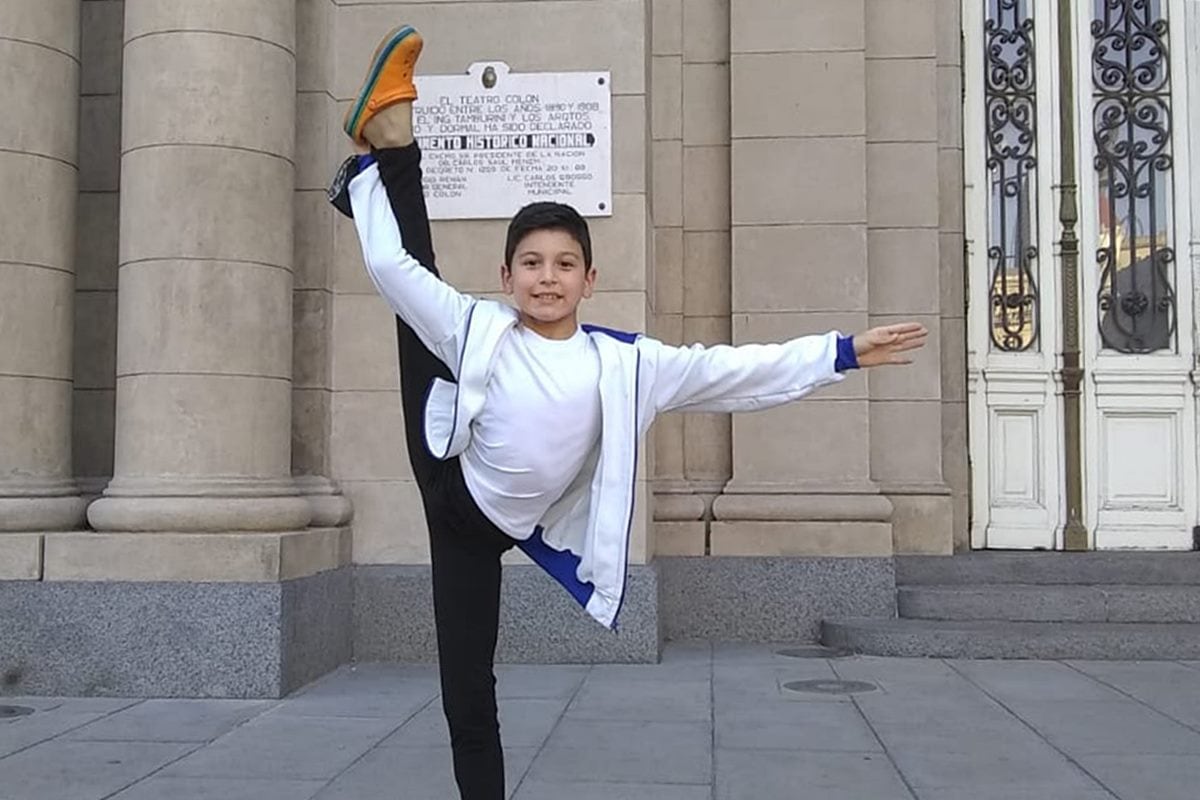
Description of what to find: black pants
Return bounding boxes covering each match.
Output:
[375,143,513,800]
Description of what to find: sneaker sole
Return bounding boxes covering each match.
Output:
[343,24,418,141]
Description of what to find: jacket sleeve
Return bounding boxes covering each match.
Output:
[348,163,472,376]
[641,331,845,415]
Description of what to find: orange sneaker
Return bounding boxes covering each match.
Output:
[343,25,423,145]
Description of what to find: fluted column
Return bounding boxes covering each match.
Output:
[0,0,88,545]
[88,0,311,532]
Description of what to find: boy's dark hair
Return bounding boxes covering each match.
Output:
[504,202,593,270]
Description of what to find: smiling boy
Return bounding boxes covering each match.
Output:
[329,24,928,800]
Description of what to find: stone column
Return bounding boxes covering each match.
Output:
[713,0,893,554]
[0,0,87,573]
[87,0,312,535]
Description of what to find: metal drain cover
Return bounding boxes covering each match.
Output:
[776,645,851,659]
[783,679,877,695]
[0,705,35,719]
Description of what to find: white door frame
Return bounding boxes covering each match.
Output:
[965,0,1199,550]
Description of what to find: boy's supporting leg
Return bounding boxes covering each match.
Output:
[425,466,513,800]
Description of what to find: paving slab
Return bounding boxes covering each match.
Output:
[951,659,1126,702]
[715,698,882,752]
[1003,699,1200,756]
[312,744,537,800]
[157,714,398,780]
[63,698,272,742]
[566,673,710,722]
[527,719,711,784]
[0,739,196,800]
[380,697,567,749]
[0,709,112,758]
[1066,660,1200,729]
[714,662,852,711]
[0,697,142,714]
[1077,753,1200,800]
[110,776,326,800]
[513,779,711,800]
[914,788,1114,800]
[715,749,912,800]
[887,748,1103,795]
[493,665,590,699]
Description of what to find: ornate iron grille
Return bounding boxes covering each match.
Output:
[1092,0,1176,353]
[986,0,1040,352]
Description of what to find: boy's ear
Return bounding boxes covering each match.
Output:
[499,262,514,295]
[582,265,597,299]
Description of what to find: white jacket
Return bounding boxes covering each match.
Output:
[349,164,846,628]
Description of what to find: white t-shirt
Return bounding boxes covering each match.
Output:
[460,325,602,537]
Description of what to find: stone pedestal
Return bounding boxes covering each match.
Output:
[0,0,87,563]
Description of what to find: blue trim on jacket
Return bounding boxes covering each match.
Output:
[516,527,596,608]
[582,323,640,345]
[835,335,859,372]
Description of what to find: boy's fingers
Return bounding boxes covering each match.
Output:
[884,322,926,335]
[891,335,928,351]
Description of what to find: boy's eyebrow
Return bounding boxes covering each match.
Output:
[514,249,582,260]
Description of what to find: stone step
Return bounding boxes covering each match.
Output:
[821,617,1200,660]
[897,552,1200,586]
[897,584,1200,623]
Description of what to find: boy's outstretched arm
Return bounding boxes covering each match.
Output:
[349,161,474,376]
[644,323,928,416]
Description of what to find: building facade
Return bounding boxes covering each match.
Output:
[2,0,1197,697]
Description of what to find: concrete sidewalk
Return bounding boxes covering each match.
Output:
[2,643,1200,799]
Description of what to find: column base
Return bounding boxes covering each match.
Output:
[0,479,88,532]
[653,488,708,556]
[711,486,894,556]
[294,475,354,527]
[88,477,314,532]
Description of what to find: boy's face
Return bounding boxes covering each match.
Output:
[501,229,596,333]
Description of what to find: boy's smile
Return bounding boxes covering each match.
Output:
[501,228,597,339]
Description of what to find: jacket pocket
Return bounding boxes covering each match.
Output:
[423,377,459,459]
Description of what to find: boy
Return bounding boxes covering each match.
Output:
[329,25,927,800]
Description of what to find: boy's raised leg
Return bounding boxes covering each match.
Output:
[338,25,509,800]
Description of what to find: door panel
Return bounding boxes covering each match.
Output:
[966,0,1198,549]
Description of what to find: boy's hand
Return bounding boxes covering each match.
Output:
[853,323,929,367]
